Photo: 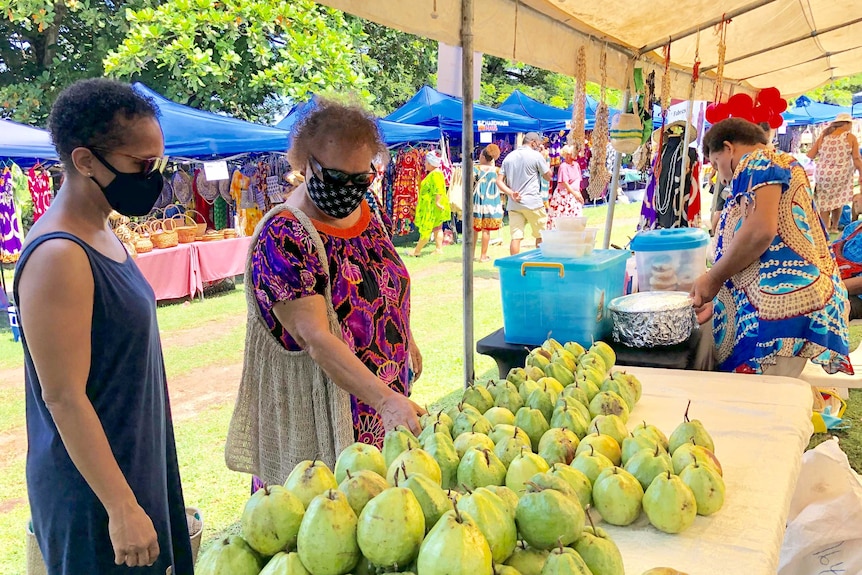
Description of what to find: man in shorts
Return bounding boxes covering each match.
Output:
[497,132,553,255]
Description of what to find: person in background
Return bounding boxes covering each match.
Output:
[235,99,425,489]
[15,79,193,574]
[539,139,551,209]
[411,151,450,257]
[831,219,862,320]
[547,144,585,229]
[472,144,503,262]
[496,132,552,255]
[807,113,862,234]
[691,118,851,377]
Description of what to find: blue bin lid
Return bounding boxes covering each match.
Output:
[494,248,630,272]
[629,228,709,252]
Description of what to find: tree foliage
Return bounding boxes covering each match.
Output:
[803,73,862,107]
[104,0,369,122]
[349,18,437,115]
[0,0,151,123]
[480,55,621,110]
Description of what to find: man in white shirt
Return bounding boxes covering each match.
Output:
[497,132,553,255]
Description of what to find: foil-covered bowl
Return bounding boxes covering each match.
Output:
[609,291,696,348]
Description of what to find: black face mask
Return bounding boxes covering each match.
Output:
[89,149,164,217]
[306,170,368,219]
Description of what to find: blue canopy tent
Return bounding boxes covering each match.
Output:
[276,97,442,145]
[0,119,58,167]
[497,90,596,132]
[132,83,291,157]
[385,86,539,134]
[782,95,852,126]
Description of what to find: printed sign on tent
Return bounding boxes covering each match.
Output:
[203,161,230,181]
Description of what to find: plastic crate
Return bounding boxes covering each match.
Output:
[494,249,630,346]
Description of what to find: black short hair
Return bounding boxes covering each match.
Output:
[48,79,159,164]
[702,118,768,157]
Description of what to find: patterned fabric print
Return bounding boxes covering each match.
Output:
[713,148,852,374]
[27,167,52,221]
[0,169,24,264]
[250,201,412,449]
[414,170,451,238]
[231,167,261,236]
[473,166,504,231]
[391,149,425,236]
[548,161,583,229]
[815,131,855,211]
[213,196,228,230]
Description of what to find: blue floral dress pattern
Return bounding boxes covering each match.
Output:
[713,149,852,374]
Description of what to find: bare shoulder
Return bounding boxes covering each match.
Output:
[17,237,93,298]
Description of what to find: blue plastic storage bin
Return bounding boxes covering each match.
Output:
[629,228,709,292]
[495,249,630,346]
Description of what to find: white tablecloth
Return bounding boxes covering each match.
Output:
[601,367,814,575]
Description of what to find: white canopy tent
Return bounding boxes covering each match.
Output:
[317,0,862,386]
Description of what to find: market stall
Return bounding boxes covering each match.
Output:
[385,85,540,134]
[497,90,598,132]
[0,119,58,167]
[132,237,253,301]
[601,366,814,575]
[277,96,443,145]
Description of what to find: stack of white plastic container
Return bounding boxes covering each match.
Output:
[539,216,598,258]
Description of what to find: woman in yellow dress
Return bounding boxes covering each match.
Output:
[410,151,451,256]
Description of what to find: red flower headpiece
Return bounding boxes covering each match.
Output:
[705,87,787,129]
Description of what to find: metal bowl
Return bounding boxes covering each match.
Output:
[609,291,696,348]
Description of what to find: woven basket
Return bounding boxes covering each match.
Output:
[201,229,224,242]
[185,209,208,238]
[150,220,179,249]
[171,212,198,244]
[26,508,203,573]
[133,223,153,254]
[223,229,238,239]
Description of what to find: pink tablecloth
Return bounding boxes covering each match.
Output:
[192,236,253,286]
[135,243,196,301]
[133,237,252,301]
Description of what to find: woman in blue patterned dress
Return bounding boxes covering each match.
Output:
[472,144,503,262]
[691,118,851,377]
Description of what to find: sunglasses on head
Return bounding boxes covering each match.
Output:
[91,148,170,175]
[310,156,376,187]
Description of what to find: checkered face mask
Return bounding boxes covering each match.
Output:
[306,170,368,219]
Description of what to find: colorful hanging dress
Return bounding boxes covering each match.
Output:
[27,167,52,221]
[473,165,504,231]
[713,148,851,374]
[1,168,24,264]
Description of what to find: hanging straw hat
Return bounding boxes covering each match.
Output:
[194,169,220,203]
[172,170,193,204]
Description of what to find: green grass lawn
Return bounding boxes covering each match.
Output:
[1,201,861,573]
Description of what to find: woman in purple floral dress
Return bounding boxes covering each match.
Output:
[246,100,424,490]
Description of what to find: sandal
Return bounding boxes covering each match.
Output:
[478,256,491,263]
[405,251,421,258]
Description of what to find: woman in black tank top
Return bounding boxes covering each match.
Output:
[14,79,192,574]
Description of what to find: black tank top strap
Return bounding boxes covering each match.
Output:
[13,232,98,300]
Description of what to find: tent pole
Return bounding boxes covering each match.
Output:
[603,89,630,249]
[461,0,475,389]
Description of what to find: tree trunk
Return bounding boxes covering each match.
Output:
[42,1,67,68]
